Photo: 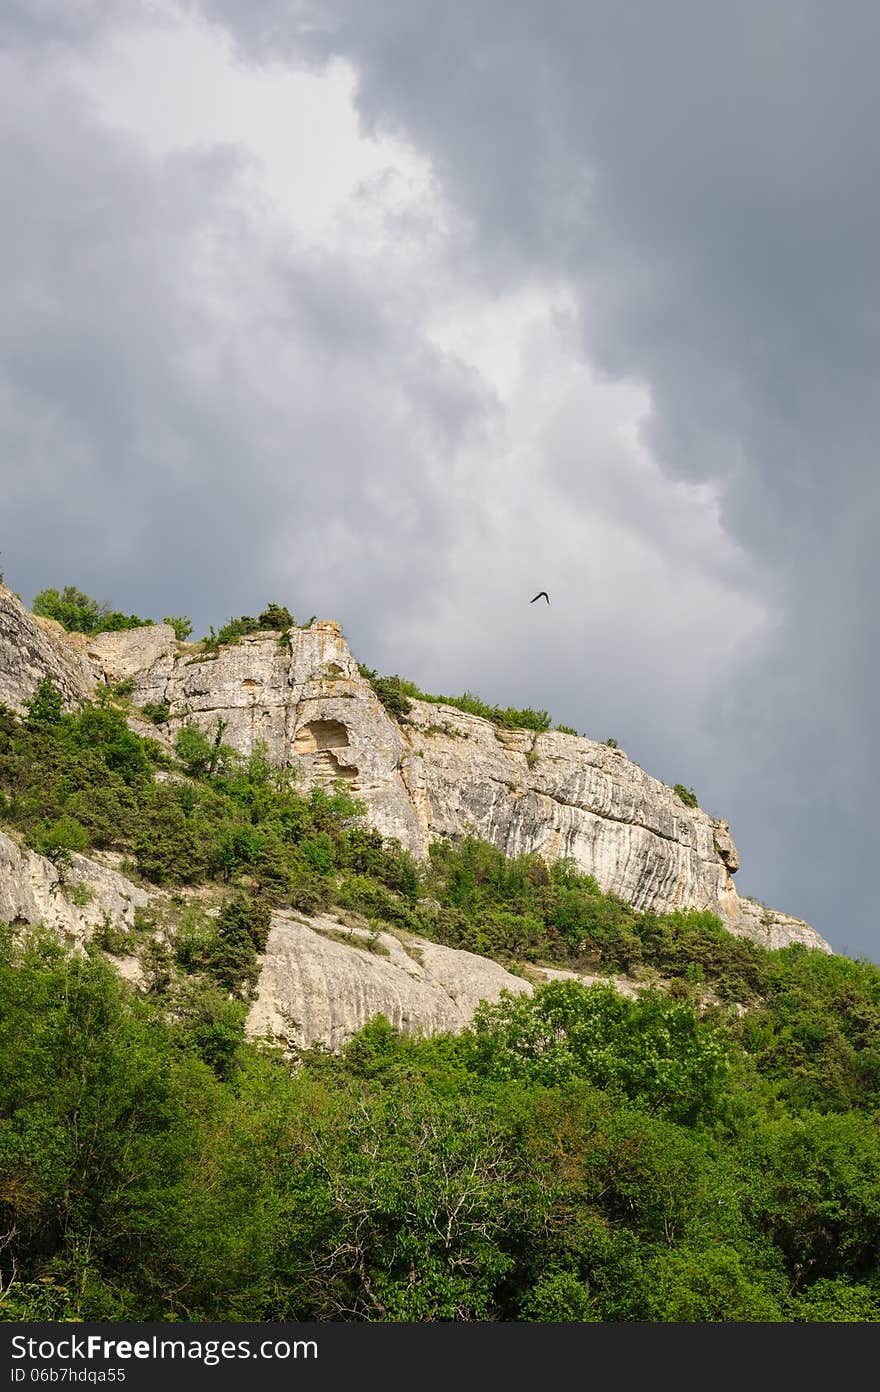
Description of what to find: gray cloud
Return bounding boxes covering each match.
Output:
[1,41,492,638]
[195,0,880,955]
[0,1,150,50]
[4,2,879,954]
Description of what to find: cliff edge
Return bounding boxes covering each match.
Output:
[0,584,831,954]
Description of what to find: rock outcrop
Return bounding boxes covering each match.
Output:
[0,585,95,713]
[0,829,148,947]
[727,897,824,952]
[399,701,745,925]
[249,911,533,1050]
[127,622,425,850]
[86,622,178,683]
[248,914,668,1052]
[0,584,832,954]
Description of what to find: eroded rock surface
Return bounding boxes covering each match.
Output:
[86,623,178,683]
[0,585,94,713]
[0,586,832,952]
[0,829,148,946]
[728,897,825,952]
[247,911,533,1050]
[129,622,424,849]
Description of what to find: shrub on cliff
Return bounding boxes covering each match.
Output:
[25,676,63,727]
[358,666,414,719]
[200,605,296,651]
[674,784,699,808]
[163,615,193,641]
[258,603,295,630]
[32,813,90,865]
[33,585,153,635]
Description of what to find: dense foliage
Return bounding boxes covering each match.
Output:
[358,665,554,732]
[2,686,880,1321]
[202,604,313,651]
[2,929,880,1322]
[33,586,153,635]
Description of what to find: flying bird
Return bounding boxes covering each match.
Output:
[530,591,550,605]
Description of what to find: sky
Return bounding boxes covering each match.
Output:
[2,0,878,958]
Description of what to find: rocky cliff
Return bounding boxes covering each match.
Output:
[0,588,94,713]
[250,911,534,1050]
[0,829,147,948]
[0,583,830,955]
[249,912,651,1051]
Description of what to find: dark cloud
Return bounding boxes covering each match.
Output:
[4,2,879,954]
[194,0,880,956]
[0,1,147,50]
[1,44,492,642]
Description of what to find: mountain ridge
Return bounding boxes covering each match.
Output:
[0,582,829,956]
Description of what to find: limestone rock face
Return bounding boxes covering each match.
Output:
[85,624,178,684]
[0,588,831,953]
[728,897,826,952]
[0,829,148,946]
[401,704,734,916]
[128,623,424,848]
[248,911,532,1050]
[0,585,94,713]
[712,819,739,873]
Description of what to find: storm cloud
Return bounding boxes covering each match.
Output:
[2,2,878,953]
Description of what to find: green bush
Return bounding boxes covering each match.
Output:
[164,616,194,641]
[93,911,136,956]
[203,891,272,996]
[358,666,413,720]
[674,784,699,808]
[141,701,171,725]
[218,616,260,643]
[258,603,295,630]
[202,610,292,649]
[67,881,95,909]
[33,586,153,635]
[25,676,64,727]
[171,979,247,1079]
[33,815,90,864]
[218,889,272,954]
[174,720,230,778]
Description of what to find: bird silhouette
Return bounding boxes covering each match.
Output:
[530,591,550,605]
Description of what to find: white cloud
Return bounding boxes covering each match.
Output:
[70,9,430,243]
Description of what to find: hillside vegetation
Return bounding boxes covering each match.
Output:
[1,682,880,1321]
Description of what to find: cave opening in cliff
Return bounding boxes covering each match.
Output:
[292,719,350,753]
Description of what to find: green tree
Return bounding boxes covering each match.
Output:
[164,615,194,641]
[744,1113,880,1283]
[33,586,152,635]
[33,814,90,865]
[466,980,730,1123]
[175,721,223,778]
[24,676,64,727]
[34,585,104,633]
[258,603,295,630]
